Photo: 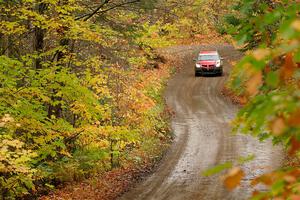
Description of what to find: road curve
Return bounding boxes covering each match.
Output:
[119,45,283,200]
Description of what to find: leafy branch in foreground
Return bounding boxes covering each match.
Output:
[202,154,255,191]
[223,0,300,199]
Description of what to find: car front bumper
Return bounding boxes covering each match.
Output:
[195,67,223,74]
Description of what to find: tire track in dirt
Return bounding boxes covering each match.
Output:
[119,45,283,200]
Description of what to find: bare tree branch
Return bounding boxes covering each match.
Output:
[75,0,141,21]
[97,0,140,15]
[75,0,111,21]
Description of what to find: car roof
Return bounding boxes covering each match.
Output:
[199,51,218,55]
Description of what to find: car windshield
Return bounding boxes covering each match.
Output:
[198,54,219,61]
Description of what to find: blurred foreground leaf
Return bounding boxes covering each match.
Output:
[202,162,233,177]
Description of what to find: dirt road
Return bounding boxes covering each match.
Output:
[119,45,282,200]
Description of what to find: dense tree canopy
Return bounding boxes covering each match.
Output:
[0,0,173,198]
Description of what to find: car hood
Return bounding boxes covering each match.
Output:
[198,60,217,65]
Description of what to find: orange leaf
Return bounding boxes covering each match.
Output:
[252,173,276,186]
[274,198,285,200]
[289,169,300,177]
[252,190,260,195]
[280,53,296,81]
[264,64,271,74]
[223,167,245,191]
[289,136,300,156]
[252,190,268,200]
[252,190,260,197]
[251,178,259,186]
[246,71,262,96]
[288,110,300,127]
[283,175,297,183]
[295,185,300,193]
[291,195,300,200]
[270,117,287,136]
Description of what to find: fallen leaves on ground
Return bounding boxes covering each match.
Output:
[177,31,229,45]
[222,86,248,105]
[39,164,155,200]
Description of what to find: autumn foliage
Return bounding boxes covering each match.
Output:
[223,0,300,199]
[3,0,300,199]
[0,0,179,198]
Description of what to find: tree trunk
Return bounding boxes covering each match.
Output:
[34,2,47,69]
[34,27,44,69]
[2,34,9,56]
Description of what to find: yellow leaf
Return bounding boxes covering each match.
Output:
[292,20,300,31]
[60,150,72,158]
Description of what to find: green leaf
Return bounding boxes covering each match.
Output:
[238,154,255,165]
[202,162,233,177]
[265,71,279,88]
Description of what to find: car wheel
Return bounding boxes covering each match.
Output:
[195,72,198,77]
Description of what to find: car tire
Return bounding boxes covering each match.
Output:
[219,70,223,76]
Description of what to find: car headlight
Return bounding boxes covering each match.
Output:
[196,64,201,68]
[216,60,221,67]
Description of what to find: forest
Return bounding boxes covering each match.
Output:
[0,0,300,199]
